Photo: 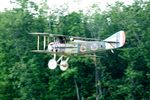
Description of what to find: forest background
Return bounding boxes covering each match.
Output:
[0,0,150,100]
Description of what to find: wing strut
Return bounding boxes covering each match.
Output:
[37,35,40,50]
[44,35,46,50]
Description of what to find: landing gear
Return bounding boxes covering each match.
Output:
[60,57,69,71]
[48,54,70,71]
[48,54,57,69]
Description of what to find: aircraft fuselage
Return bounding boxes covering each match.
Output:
[48,41,106,54]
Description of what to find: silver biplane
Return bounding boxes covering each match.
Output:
[29,31,126,71]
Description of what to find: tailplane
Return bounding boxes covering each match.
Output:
[103,31,126,49]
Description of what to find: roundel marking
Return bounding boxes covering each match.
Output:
[91,43,98,51]
[80,44,86,52]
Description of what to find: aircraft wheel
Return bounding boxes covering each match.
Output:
[48,59,57,69]
[60,61,69,71]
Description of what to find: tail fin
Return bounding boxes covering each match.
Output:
[103,31,126,49]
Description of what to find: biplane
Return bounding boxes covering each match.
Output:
[29,31,126,71]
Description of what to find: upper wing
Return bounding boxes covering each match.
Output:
[29,32,100,41]
[29,33,66,37]
[29,32,49,35]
